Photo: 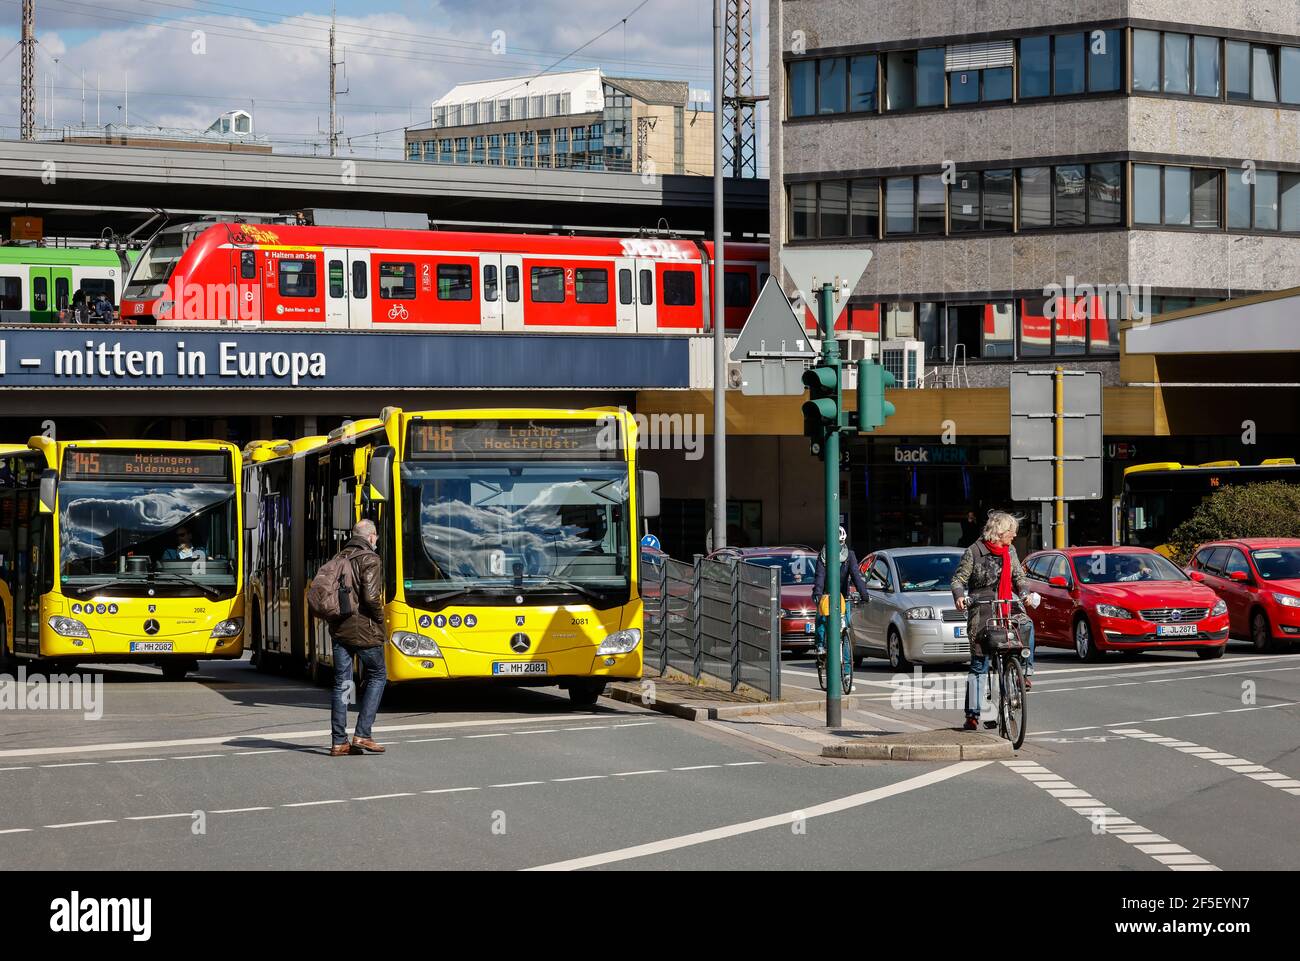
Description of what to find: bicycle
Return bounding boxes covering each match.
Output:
[967,597,1031,749]
[815,596,855,695]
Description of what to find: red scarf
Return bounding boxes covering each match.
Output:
[984,538,1014,601]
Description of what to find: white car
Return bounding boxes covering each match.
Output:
[850,547,970,669]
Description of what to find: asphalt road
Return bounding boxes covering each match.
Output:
[0,641,1296,870]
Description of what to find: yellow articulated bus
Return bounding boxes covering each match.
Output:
[0,438,251,678]
[244,406,659,704]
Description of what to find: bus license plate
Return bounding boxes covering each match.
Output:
[1157,624,1197,637]
[131,642,174,652]
[493,661,548,676]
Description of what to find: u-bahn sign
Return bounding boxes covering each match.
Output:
[0,328,691,390]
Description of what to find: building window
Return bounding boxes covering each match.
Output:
[1164,166,1192,225]
[949,69,980,105]
[663,270,696,306]
[530,266,565,303]
[1133,30,1160,92]
[278,260,317,298]
[790,182,816,239]
[379,262,417,299]
[1088,162,1123,225]
[790,60,815,117]
[1194,35,1221,97]
[1053,32,1086,95]
[950,172,980,231]
[1089,29,1122,91]
[1227,170,1252,228]
[1255,170,1279,229]
[916,47,946,106]
[884,51,917,110]
[1018,167,1052,227]
[1135,165,1221,228]
[818,57,847,114]
[1134,164,1162,223]
[983,169,1014,230]
[1192,169,1221,229]
[1054,164,1086,226]
[884,176,914,233]
[1018,35,1051,98]
[1226,41,1251,99]
[1282,47,1300,103]
[849,55,878,111]
[916,175,945,233]
[1253,45,1279,101]
[819,180,848,236]
[1281,174,1300,231]
[436,264,472,301]
[1163,33,1191,95]
[850,178,879,236]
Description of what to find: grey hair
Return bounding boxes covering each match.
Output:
[353,519,377,539]
[982,511,1019,541]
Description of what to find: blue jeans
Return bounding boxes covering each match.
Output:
[965,619,1035,719]
[331,643,388,744]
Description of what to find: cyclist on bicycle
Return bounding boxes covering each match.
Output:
[811,526,870,655]
[951,511,1040,729]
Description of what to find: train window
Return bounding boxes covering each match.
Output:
[483,264,499,303]
[278,260,317,298]
[639,269,654,305]
[437,264,473,301]
[0,277,21,310]
[380,262,417,299]
[80,278,114,305]
[574,268,608,304]
[724,271,752,308]
[351,261,368,298]
[618,268,633,305]
[505,265,520,302]
[530,266,565,303]
[32,276,47,311]
[328,260,345,298]
[241,250,256,279]
[55,277,70,311]
[663,270,696,306]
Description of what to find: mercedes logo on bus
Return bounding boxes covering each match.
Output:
[143,619,161,635]
[510,633,531,653]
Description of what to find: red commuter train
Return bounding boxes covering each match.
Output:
[119,221,773,333]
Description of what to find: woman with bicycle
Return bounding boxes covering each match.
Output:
[951,511,1040,731]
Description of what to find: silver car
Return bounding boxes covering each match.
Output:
[849,547,970,669]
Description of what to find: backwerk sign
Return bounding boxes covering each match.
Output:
[0,328,690,390]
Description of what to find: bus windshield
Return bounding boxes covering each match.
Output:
[401,460,630,597]
[58,481,238,594]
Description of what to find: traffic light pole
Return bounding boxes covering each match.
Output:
[819,281,844,728]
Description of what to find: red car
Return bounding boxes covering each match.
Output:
[1022,546,1229,661]
[1185,538,1300,652]
[709,546,819,652]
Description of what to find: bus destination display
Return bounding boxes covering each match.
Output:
[63,450,231,482]
[408,419,620,460]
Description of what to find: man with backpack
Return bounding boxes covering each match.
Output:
[310,519,389,757]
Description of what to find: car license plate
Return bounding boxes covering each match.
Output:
[492,661,548,676]
[804,622,814,634]
[954,626,966,637]
[1157,624,1197,637]
[131,641,174,653]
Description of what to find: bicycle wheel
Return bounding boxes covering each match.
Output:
[816,652,827,692]
[999,656,1027,749]
[841,641,854,694]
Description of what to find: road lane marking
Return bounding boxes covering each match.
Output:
[422,787,480,794]
[0,712,591,760]
[40,762,96,769]
[1118,730,1300,799]
[173,754,225,760]
[673,765,720,771]
[211,807,271,814]
[552,775,607,782]
[108,758,165,764]
[352,793,415,801]
[1001,760,1218,871]
[282,799,348,808]
[406,737,454,743]
[490,781,545,788]
[1032,699,1300,736]
[464,733,512,739]
[0,767,31,772]
[45,820,116,829]
[0,828,32,834]
[525,761,990,871]
[233,749,285,756]
[611,770,664,777]
[725,761,766,767]
[125,813,193,821]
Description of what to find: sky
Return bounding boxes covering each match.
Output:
[0,0,768,169]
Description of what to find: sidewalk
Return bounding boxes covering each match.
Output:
[607,678,1013,760]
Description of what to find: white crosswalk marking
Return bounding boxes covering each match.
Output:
[1002,760,1218,871]
[1117,729,1300,799]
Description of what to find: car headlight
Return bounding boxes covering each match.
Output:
[210,618,243,638]
[1096,604,1134,619]
[779,608,792,617]
[48,615,90,637]
[1271,592,1300,608]
[1210,599,1228,617]
[905,607,935,620]
[391,631,443,657]
[596,628,641,655]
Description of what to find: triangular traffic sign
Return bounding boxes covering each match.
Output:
[780,248,872,329]
[730,276,817,361]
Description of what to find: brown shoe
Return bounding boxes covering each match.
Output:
[352,736,386,754]
[330,742,361,756]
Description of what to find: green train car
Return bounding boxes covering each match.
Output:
[0,246,138,323]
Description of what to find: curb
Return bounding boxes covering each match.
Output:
[821,739,1014,761]
[606,684,879,721]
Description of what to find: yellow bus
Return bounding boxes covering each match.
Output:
[244,406,659,704]
[0,437,250,678]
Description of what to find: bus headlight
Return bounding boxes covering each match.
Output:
[392,631,442,657]
[210,618,243,638]
[48,616,90,638]
[596,628,641,655]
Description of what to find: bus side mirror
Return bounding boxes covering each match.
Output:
[639,470,660,518]
[367,446,395,503]
[243,487,260,530]
[332,490,352,534]
[38,469,57,513]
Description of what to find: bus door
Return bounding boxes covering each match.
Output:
[12,481,44,655]
[634,258,658,332]
[480,254,504,330]
[501,255,524,329]
[28,267,53,323]
[614,258,637,332]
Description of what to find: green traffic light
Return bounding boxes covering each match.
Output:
[855,359,896,433]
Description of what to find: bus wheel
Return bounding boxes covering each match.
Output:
[161,660,195,681]
[568,679,606,707]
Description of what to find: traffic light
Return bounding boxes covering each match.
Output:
[856,360,896,432]
[802,363,839,459]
